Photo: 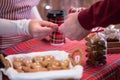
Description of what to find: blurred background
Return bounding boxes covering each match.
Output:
[37,0,99,20]
[37,0,120,29]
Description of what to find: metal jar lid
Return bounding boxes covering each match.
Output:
[47,10,65,18]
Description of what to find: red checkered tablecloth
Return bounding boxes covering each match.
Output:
[2,38,120,80]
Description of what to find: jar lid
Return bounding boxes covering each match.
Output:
[47,10,65,18]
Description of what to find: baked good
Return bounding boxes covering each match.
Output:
[102,27,119,42]
[85,33,107,66]
[12,55,70,73]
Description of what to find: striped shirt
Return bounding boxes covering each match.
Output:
[0,0,40,49]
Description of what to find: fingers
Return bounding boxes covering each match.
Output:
[40,20,57,27]
[58,24,64,33]
[69,7,77,13]
[41,26,53,33]
[32,27,53,40]
[69,7,86,13]
[40,21,58,31]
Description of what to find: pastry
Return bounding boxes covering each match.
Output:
[11,55,71,73]
[13,61,22,69]
[61,59,69,69]
[33,56,44,63]
[23,58,32,67]
[85,33,107,66]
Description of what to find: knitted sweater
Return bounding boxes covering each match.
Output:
[0,0,40,49]
[78,0,120,30]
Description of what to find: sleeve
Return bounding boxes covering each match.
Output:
[0,19,31,37]
[78,0,120,30]
[31,6,43,20]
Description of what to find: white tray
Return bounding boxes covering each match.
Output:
[1,50,83,80]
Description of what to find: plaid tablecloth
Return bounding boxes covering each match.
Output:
[2,38,120,80]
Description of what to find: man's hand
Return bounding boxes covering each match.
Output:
[59,12,90,40]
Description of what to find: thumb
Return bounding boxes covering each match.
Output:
[58,23,65,33]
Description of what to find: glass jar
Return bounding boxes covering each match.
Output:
[85,33,107,67]
[47,10,65,45]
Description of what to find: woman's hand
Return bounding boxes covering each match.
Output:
[29,20,58,40]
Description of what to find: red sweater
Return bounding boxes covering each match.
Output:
[78,0,120,30]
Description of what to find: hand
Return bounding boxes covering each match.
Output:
[69,7,86,13]
[29,20,58,40]
[59,12,91,40]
